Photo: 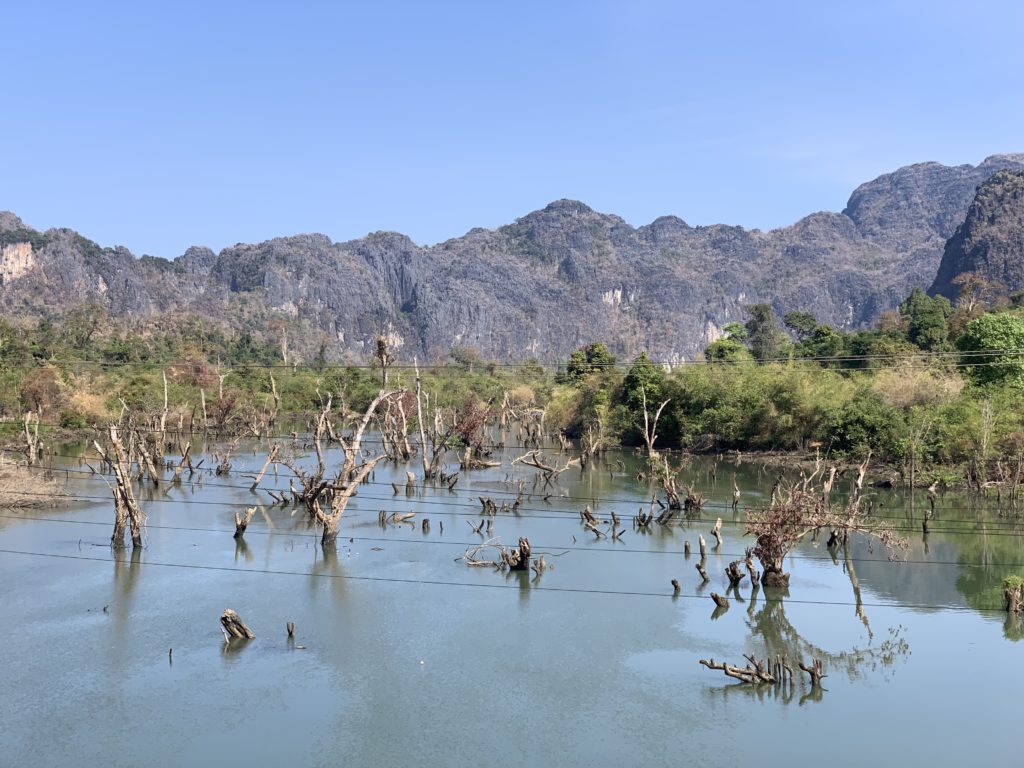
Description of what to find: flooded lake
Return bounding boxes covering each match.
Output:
[1,437,1022,766]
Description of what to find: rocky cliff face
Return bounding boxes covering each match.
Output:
[2,154,1022,362]
[930,168,1024,300]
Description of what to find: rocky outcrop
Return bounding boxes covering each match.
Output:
[1,154,1022,361]
[931,169,1024,300]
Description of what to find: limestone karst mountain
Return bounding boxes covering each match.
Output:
[2,154,1022,362]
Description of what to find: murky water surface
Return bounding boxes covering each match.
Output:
[2,438,1022,766]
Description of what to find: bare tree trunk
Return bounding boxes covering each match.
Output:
[95,426,146,548]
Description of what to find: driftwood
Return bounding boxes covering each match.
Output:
[456,537,531,572]
[220,609,255,641]
[699,654,794,686]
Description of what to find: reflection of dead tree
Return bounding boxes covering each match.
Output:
[843,543,872,638]
[745,460,906,588]
[745,590,909,683]
[1006,577,1023,613]
[513,450,580,489]
[93,426,146,548]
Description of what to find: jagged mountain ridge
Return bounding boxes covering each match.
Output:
[2,154,1023,362]
[930,168,1024,299]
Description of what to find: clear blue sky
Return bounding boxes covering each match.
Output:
[4,0,1022,258]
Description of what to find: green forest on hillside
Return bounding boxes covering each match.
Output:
[2,276,1023,487]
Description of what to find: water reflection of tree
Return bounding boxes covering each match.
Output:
[112,547,141,618]
[744,587,908,685]
[954,524,1024,618]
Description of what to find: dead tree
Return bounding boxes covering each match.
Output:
[317,390,400,546]
[23,411,40,467]
[250,444,280,490]
[234,506,256,539]
[745,460,906,588]
[513,450,579,489]
[699,654,788,686]
[639,386,671,458]
[798,658,827,688]
[456,537,532,572]
[415,364,457,481]
[379,389,415,461]
[710,518,723,548]
[220,609,255,641]
[731,478,740,513]
[744,547,761,588]
[375,331,398,387]
[725,560,746,588]
[93,426,146,548]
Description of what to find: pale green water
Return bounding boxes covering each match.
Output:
[1,439,1021,767]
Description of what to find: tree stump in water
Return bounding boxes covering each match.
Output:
[696,561,709,583]
[502,537,532,571]
[798,658,827,688]
[710,518,723,548]
[711,592,729,609]
[220,609,255,641]
[725,560,746,588]
[762,568,790,588]
[234,506,256,539]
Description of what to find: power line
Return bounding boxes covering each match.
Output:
[0,546,1010,614]
[4,511,1023,569]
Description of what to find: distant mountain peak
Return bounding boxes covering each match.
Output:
[0,211,27,232]
[931,168,1024,299]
